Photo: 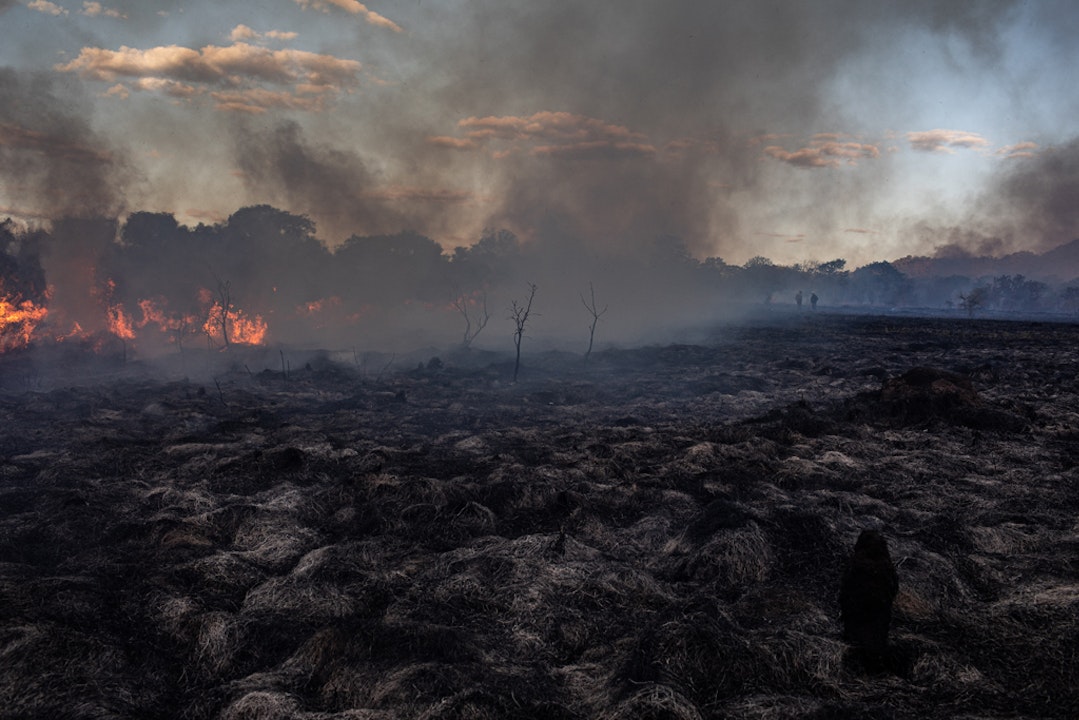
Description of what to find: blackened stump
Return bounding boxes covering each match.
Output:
[840,529,899,671]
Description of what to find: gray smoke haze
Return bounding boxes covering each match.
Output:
[231,120,410,245]
[988,137,1079,248]
[0,69,129,220]
[10,0,1079,361]
[397,0,1022,261]
[911,138,1079,260]
[2,1,1028,262]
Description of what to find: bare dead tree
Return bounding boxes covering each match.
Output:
[581,282,608,359]
[218,279,232,349]
[959,287,987,318]
[510,283,537,383]
[208,277,232,350]
[453,290,490,349]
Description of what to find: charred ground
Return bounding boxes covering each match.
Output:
[1,312,1078,719]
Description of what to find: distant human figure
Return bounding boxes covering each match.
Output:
[810,292,818,310]
[795,290,803,309]
[840,529,899,671]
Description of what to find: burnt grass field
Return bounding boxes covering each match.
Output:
[2,312,1078,719]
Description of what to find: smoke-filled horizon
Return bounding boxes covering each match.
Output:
[1,2,1078,273]
[4,204,1079,365]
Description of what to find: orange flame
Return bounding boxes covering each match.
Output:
[0,292,49,350]
[203,302,268,346]
[106,303,136,340]
[136,298,200,341]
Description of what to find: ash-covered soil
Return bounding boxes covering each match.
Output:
[2,313,1078,719]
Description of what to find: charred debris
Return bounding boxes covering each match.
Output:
[1,313,1079,718]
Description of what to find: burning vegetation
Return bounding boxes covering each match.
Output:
[0,288,48,351]
[4,206,1079,364]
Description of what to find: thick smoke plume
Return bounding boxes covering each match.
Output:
[0,69,128,220]
[986,137,1079,249]
[7,0,1079,361]
[908,137,1079,261]
[232,120,410,245]
[410,0,1020,260]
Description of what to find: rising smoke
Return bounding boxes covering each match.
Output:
[232,120,410,245]
[0,69,129,220]
[910,137,1079,260]
[7,0,1079,359]
[406,0,1021,260]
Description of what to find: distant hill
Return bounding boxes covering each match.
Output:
[893,238,1079,284]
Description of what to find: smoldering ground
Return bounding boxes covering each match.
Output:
[1,313,1077,718]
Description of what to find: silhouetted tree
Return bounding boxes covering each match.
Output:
[581,282,607,359]
[848,262,911,306]
[740,256,796,303]
[988,274,1047,311]
[1057,285,1079,313]
[453,290,490,349]
[958,286,988,317]
[336,230,448,304]
[450,229,522,291]
[817,258,848,276]
[214,278,232,349]
[510,283,537,383]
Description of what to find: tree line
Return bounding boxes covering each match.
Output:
[2,207,1079,353]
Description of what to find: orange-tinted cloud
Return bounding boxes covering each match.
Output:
[230,25,298,43]
[764,139,880,168]
[58,43,361,87]
[459,111,645,143]
[907,129,989,153]
[995,141,1038,159]
[56,41,361,113]
[81,2,125,18]
[435,111,655,160]
[210,88,328,113]
[293,0,401,32]
[27,0,66,16]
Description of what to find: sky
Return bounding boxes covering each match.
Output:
[1,0,1078,267]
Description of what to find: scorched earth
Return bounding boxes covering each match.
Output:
[1,312,1077,719]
